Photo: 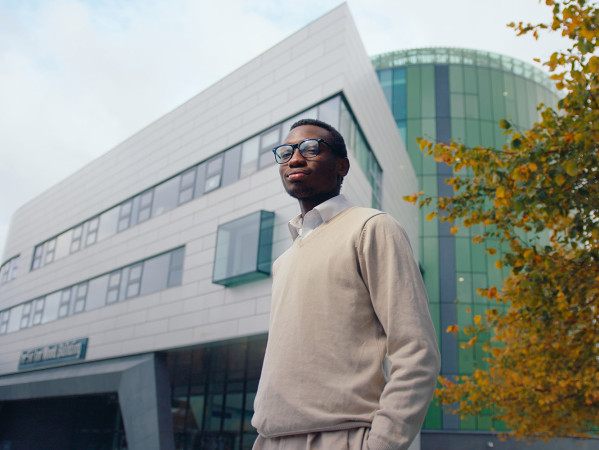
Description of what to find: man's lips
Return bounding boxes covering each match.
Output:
[286,170,310,181]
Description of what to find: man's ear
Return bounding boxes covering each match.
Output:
[337,157,350,178]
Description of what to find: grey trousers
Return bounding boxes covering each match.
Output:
[252,427,370,450]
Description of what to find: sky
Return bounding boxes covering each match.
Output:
[0,0,570,260]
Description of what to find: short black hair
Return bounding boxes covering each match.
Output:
[289,118,347,159]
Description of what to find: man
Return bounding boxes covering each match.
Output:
[252,118,440,450]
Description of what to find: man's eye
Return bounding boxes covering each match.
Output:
[279,149,293,159]
[302,141,319,151]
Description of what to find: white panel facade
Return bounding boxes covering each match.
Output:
[0,4,416,377]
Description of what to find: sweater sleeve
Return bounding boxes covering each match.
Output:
[358,214,441,450]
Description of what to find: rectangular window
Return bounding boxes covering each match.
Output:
[42,292,61,324]
[44,238,56,264]
[20,302,32,329]
[58,288,72,318]
[0,255,19,284]
[86,275,109,311]
[71,225,84,253]
[117,200,133,232]
[213,211,274,286]
[317,97,341,129]
[0,310,9,334]
[10,256,19,279]
[6,305,22,334]
[32,244,44,270]
[205,155,223,193]
[32,298,44,326]
[240,136,260,178]
[0,265,7,284]
[193,162,207,199]
[73,282,88,314]
[139,253,171,296]
[54,230,72,260]
[152,177,179,217]
[126,263,143,298]
[136,190,154,223]
[85,217,100,246]
[258,126,280,169]
[222,145,241,187]
[97,206,120,242]
[106,270,122,304]
[178,168,196,205]
[168,247,185,287]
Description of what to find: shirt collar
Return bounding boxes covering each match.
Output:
[287,194,352,240]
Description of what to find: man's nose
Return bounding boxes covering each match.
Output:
[287,147,307,166]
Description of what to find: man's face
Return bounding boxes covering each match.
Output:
[278,125,349,203]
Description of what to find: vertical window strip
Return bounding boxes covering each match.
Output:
[74,282,88,313]
[0,255,19,285]
[126,263,143,299]
[20,302,32,329]
[58,288,72,318]
[85,217,100,246]
[71,225,83,253]
[178,169,197,205]
[106,271,122,304]
[117,200,133,232]
[0,310,9,334]
[32,298,44,325]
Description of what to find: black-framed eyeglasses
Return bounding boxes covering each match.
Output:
[272,138,331,164]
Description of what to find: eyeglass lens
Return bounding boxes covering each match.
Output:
[275,139,320,163]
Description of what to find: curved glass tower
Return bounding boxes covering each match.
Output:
[372,47,557,434]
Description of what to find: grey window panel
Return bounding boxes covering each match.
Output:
[178,168,197,205]
[221,145,241,187]
[317,97,341,129]
[240,136,259,178]
[193,163,207,198]
[167,248,185,287]
[54,230,72,261]
[42,292,61,324]
[6,305,22,334]
[86,275,109,311]
[152,177,179,218]
[140,253,170,296]
[97,206,120,242]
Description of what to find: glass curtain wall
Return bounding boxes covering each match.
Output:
[373,47,557,432]
[168,335,267,450]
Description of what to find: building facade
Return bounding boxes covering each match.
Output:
[371,48,578,448]
[0,5,417,450]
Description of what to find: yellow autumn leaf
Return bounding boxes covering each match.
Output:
[426,212,437,221]
[495,260,503,269]
[496,185,506,199]
[473,315,482,325]
[446,325,459,334]
[566,160,578,176]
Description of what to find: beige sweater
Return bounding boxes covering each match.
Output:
[252,207,440,450]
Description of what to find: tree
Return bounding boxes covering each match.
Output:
[405,0,599,439]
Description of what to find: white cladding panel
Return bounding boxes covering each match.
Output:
[0,4,417,376]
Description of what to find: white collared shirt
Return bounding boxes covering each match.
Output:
[288,194,352,240]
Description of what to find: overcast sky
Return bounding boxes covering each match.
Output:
[0,0,569,259]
